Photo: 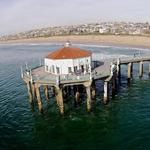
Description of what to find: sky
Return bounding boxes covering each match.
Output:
[0,0,150,35]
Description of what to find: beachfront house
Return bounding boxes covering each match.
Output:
[44,42,92,75]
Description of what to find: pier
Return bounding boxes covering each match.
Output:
[21,45,150,115]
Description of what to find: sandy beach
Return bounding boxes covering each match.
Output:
[1,35,150,48]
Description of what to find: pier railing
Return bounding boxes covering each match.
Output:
[22,61,119,84]
[23,67,115,84]
[23,71,92,84]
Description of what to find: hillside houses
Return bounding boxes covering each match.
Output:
[1,22,150,41]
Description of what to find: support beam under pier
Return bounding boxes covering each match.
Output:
[55,86,64,115]
[103,81,109,104]
[127,62,132,82]
[139,61,143,78]
[31,83,36,100]
[75,85,80,105]
[112,76,117,96]
[44,85,49,100]
[91,80,96,99]
[27,82,33,104]
[117,58,121,79]
[35,84,43,113]
[84,81,92,112]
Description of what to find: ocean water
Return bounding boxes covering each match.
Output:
[0,43,150,150]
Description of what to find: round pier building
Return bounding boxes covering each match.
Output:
[45,42,92,75]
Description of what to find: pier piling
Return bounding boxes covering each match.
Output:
[31,83,36,100]
[84,82,92,112]
[86,86,92,112]
[91,81,96,98]
[139,61,143,78]
[103,81,109,104]
[127,62,132,82]
[35,84,43,113]
[44,85,49,100]
[112,76,117,96]
[27,82,33,104]
[55,86,64,115]
[131,62,133,77]
[75,85,80,105]
[117,58,121,79]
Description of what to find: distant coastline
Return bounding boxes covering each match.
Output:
[1,35,150,49]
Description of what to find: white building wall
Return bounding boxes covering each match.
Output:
[45,56,91,75]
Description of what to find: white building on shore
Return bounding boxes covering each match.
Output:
[45,42,92,75]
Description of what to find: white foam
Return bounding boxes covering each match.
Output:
[74,43,150,52]
[92,53,128,60]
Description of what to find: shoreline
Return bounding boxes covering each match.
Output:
[1,35,150,49]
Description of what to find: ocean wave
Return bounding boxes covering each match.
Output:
[74,43,150,52]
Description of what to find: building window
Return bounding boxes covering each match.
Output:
[68,67,72,74]
[52,65,55,73]
[74,66,78,73]
[56,67,60,74]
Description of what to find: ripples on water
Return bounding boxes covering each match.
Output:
[0,44,150,150]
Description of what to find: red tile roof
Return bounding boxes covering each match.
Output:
[46,46,92,59]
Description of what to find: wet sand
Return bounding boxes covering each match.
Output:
[1,35,150,49]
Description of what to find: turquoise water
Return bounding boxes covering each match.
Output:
[0,43,150,150]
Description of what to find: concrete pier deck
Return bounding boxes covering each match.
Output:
[23,60,112,86]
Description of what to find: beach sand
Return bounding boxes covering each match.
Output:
[1,35,150,48]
